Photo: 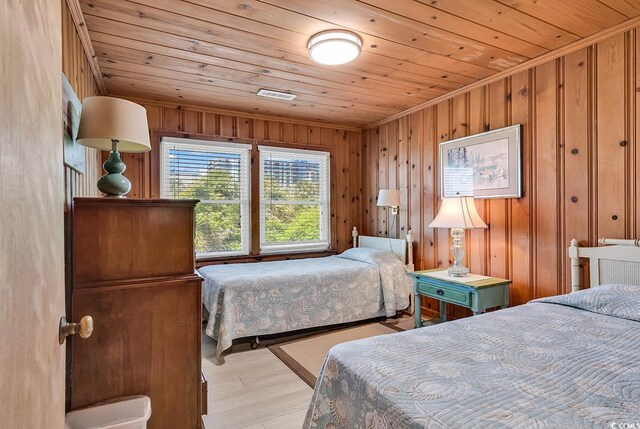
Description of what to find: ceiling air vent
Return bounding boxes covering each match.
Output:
[256,89,297,101]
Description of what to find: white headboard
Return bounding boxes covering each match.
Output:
[569,238,640,291]
[352,227,414,270]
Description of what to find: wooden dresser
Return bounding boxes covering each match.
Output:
[70,198,203,429]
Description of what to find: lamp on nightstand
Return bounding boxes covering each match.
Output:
[429,195,487,277]
[76,96,151,197]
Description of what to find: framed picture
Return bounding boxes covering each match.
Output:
[62,74,85,174]
[439,124,522,199]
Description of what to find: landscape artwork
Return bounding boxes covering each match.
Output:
[439,125,522,199]
[447,138,510,191]
[62,74,85,174]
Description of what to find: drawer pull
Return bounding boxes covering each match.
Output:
[436,289,444,296]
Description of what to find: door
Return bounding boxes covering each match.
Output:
[0,1,66,428]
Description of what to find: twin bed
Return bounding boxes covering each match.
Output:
[304,238,640,428]
[199,229,415,358]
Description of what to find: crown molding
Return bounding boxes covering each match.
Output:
[65,0,106,95]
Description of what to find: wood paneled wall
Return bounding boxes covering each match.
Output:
[363,28,640,318]
[119,101,363,252]
[62,0,101,204]
[62,0,102,409]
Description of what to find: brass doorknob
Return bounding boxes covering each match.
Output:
[59,315,94,344]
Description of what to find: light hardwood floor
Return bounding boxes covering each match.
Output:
[201,314,414,429]
[201,336,313,429]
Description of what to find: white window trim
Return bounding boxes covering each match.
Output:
[258,145,331,254]
[160,137,252,258]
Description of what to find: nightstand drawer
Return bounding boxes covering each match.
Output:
[417,282,470,306]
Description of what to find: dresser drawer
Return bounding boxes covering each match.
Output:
[417,282,470,306]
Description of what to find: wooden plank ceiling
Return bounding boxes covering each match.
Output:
[79,0,640,127]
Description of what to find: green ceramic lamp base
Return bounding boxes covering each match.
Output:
[97,139,131,197]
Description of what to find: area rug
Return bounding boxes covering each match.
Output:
[269,321,404,387]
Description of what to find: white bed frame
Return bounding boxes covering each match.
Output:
[569,238,640,291]
[351,227,415,271]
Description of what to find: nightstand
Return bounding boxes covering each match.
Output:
[410,269,511,328]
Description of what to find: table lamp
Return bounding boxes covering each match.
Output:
[76,96,151,197]
[429,195,487,277]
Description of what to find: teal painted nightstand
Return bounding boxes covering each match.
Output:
[410,269,511,328]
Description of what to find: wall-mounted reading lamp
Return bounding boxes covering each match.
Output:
[377,189,401,215]
[377,189,401,238]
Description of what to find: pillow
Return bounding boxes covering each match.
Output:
[336,247,403,266]
[532,284,640,322]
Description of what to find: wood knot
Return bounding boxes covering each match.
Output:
[619,140,628,147]
[612,215,619,220]
[571,196,578,203]
[570,148,579,155]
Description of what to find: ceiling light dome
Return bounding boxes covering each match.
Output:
[308,30,362,66]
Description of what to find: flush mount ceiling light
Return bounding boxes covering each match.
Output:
[308,30,362,66]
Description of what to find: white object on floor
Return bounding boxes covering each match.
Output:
[425,269,491,283]
[65,395,151,429]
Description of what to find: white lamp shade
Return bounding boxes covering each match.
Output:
[377,189,401,207]
[429,196,488,229]
[77,96,151,152]
[308,30,362,65]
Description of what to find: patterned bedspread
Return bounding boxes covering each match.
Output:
[305,284,640,428]
[199,248,412,358]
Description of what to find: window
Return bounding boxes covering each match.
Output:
[159,136,332,258]
[259,146,330,253]
[160,137,251,258]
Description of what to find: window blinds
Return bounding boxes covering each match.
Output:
[160,137,251,257]
[259,146,330,253]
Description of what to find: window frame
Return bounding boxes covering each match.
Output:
[152,131,335,261]
[258,145,331,254]
[159,136,252,259]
